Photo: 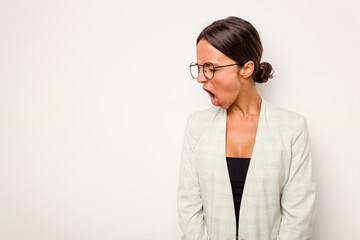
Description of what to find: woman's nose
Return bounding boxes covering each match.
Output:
[197,70,207,84]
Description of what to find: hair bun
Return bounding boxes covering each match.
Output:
[255,62,274,83]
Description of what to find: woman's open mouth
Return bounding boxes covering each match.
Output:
[203,88,220,106]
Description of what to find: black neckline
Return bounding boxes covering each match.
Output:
[226,156,251,159]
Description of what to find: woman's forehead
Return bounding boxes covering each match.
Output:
[196,39,230,65]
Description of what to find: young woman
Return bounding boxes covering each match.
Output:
[177,16,317,240]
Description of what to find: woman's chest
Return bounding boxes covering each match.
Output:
[195,124,292,191]
[225,116,259,158]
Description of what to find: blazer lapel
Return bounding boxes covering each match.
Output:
[221,96,267,237]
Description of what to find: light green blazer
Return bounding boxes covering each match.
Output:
[177,96,317,240]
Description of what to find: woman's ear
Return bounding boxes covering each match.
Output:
[238,60,254,79]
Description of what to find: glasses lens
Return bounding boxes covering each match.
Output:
[203,63,214,80]
[190,63,199,79]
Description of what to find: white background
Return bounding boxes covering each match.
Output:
[0,0,359,239]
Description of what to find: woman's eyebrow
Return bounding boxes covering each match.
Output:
[202,61,219,66]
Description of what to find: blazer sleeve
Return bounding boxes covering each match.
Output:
[278,116,317,240]
[177,114,210,240]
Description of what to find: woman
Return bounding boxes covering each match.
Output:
[177,16,317,240]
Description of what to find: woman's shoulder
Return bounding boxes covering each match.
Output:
[188,106,220,120]
[184,106,221,137]
[264,98,308,132]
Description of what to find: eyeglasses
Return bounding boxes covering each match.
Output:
[189,62,242,80]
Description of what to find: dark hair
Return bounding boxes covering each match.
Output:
[196,16,274,83]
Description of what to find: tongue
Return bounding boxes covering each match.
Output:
[211,93,219,106]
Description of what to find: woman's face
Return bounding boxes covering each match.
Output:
[196,39,242,109]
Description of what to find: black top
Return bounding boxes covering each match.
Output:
[226,156,251,237]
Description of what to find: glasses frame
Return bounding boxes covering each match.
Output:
[189,62,242,80]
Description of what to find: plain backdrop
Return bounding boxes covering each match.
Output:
[0,0,359,239]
